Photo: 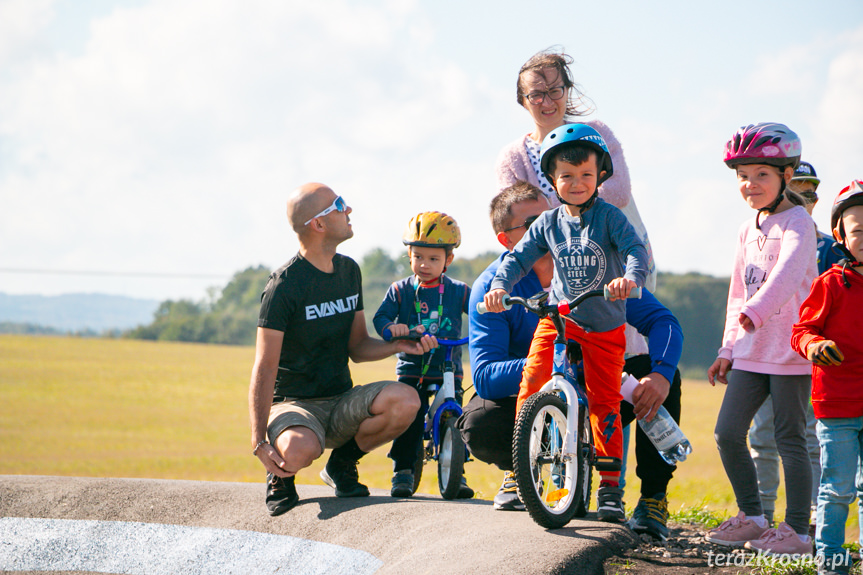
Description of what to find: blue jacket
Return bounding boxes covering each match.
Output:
[471,252,682,400]
[373,274,470,379]
[817,230,843,275]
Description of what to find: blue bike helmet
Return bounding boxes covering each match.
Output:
[539,123,614,186]
[539,124,614,211]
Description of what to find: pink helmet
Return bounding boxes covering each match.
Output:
[723,123,801,169]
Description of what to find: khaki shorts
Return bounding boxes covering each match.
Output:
[267,381,395,450]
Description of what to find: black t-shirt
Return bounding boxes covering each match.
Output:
[258,253,363,399]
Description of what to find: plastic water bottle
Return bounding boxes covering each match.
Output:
[620,373,692,465]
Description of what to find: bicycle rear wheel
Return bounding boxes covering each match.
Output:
[438,415,465,500]
[513,392,581,528]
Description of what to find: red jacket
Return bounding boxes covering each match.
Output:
[791,264,863,419]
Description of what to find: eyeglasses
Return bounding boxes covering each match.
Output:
[304,196,347,226]
[524,85,566,105]
[504,215,539,233]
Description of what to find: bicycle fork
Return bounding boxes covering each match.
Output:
[538,316,619,473]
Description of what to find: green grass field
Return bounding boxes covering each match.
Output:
[1,333,855,534]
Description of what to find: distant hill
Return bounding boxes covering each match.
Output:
[0,292,159,333]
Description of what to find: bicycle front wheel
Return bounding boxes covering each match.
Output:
[513,392,580,529]
[574,405,593,517]
[438,415,465,500]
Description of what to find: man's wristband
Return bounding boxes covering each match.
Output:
[252,439,269,456]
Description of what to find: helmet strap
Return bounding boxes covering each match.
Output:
[755,179,787,230]
[556,190,598,215]
[762,179,786,214]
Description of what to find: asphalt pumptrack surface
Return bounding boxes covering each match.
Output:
[0,475,637,575]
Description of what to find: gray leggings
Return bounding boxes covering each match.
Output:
[714,369,812,534]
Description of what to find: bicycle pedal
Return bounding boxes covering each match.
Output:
[593,456,622,472]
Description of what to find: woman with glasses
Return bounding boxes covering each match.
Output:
[495,49,655,293]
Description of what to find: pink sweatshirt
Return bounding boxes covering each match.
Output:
[718,205,817,375]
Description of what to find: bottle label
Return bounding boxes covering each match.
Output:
[644,416,684,452]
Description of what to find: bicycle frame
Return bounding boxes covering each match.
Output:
[426,337,469,450]
[480,285,639,526]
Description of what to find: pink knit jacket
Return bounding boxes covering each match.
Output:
[718,206,817,375]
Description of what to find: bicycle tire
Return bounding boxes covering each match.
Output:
[438,415,465,500]
[512,392,581,529]
[574,406,593,517]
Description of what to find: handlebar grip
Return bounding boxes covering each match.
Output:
[603,285,642,300]
[382,326,425,341]
[476,295,512,314]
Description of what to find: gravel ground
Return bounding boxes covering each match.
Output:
[605,521,861,575]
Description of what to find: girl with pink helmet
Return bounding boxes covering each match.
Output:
[705,123,818,557]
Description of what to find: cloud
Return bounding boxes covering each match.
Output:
[812,25,863,190]
[0,0,55,68]
[0,0,504,298]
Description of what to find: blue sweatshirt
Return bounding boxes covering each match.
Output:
[373,274,470,379]
[490,199,648,333]
[471,253,682,400]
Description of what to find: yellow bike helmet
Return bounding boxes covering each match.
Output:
[402,211,461,248]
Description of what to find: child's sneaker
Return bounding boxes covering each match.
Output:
[265,473,299,516]
[493,471,524,511]
[320,454,370,498]
[628,492,669,541]
[596,482,625,523]
[705,511,768,547]
[744,522,813,557]
[390,470,414,498]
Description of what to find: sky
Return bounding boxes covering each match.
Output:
[1,0,862,301]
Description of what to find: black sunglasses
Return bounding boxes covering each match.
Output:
[504,215,539,233]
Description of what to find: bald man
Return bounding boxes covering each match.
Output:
[248,183,437,515]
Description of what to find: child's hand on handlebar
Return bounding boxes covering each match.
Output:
[605,278,636,301]
[483,289,509,313]
[393,329,437,355]
[386,323,411,338]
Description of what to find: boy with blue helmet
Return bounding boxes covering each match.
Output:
[482,123,648,523]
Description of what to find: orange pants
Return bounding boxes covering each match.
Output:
[517,318,626,479]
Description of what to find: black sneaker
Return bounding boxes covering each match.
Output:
[596,483,625,523]
[493,471,524,511]
[455,477,474,499]
[390,470,414,498]
[628,492,669,541]
[320,454,370,498]
[266,473,299,516]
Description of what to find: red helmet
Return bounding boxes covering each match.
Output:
[831,180,863,241]
[723,123,801,169]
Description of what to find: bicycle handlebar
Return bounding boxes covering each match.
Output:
[476,285,642,316]
[382,326,468,347]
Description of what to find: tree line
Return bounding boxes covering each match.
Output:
[125,250,729,377]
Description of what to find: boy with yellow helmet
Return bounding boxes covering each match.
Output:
[373,211,473,498]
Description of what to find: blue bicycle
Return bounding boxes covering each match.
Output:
[384,330,470,499]
[479,286,640,528]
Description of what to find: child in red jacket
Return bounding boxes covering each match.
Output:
[791,180,863,574]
